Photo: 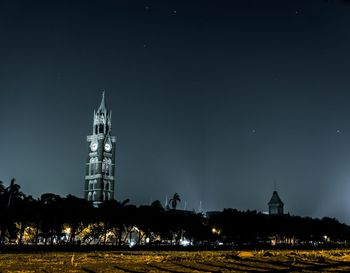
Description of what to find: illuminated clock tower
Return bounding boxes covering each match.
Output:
[84,91,116,207]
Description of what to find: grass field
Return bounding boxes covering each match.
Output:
[2,250,350,272]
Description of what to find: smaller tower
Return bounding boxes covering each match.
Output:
[268,191,284,215]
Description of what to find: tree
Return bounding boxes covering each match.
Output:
[61,194,93,244]
[169,193,181,210]
[0,179,25,244]
[17,195,36,245]
[38,193,64,245]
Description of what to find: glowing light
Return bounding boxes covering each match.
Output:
[212,227,221,235]
[132,226,140,232]
[64,227,71,234]
[179,238,191,247]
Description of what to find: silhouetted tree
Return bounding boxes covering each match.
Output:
[61,194,93,244]
[0,179,25,244]
[39,193,64,245]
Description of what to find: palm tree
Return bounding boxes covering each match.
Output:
[169,193,181,210]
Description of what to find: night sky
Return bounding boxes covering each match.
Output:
[1,0,350,222]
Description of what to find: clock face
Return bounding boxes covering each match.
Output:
[90,141,98,151]
[104,143,112,152]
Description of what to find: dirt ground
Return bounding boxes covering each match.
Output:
[2,250,350,272]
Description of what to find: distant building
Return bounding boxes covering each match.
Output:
[268,191,284,215]
[84,92,116,207]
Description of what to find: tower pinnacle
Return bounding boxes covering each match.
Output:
[97,90,107,114]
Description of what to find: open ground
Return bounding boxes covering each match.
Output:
[2,250,350,272]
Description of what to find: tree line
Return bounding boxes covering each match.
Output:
[0,178,349,247]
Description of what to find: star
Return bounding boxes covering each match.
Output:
[336,129,341,134]
[295,9,302,16]
[173,10,177,14]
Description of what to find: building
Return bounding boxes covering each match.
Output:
[268,190,284,215]
[84,92,116,207]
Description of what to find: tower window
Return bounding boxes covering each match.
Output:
[102,158,107,173]
[92,191,97,201]
[88,192,92,201]
[89,157,98,175]
[105,161,109,175]
[89,158,93,175]
[102,158,112,176]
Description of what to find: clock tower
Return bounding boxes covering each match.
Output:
[84,91,116,207]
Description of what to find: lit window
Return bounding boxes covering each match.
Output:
[89,157,98,175]
[102,158,107,173]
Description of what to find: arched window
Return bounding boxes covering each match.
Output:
[89,157,98,175]
[89,181,93,190]
[102,158,112,176]
[105,162,109,175]
[103,192,106,201]
[88,192,92,201]
[89,158,93,175]
[107,192,111,200]
[92,191,97,201]
[105,181,110,191]
[95,158,99,174]
[105,158,112,176]
[102,158,107,173]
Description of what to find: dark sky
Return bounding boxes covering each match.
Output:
[1,0,350,222]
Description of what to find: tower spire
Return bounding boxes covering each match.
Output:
[97,89,107,113]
